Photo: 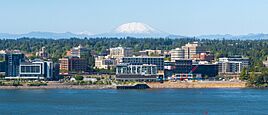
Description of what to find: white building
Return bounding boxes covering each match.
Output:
[116,63,158,82]
[218,57,249,74]
[171,48,184,62]
[16,59,54,80]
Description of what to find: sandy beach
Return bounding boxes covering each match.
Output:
[0,81,247,89]
[0,82,116,89]
[147,81,246,89]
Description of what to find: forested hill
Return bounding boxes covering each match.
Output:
[0,37,268,69]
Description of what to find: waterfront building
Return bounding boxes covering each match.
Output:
[94,56,116,69]
[122,56,164,70]
[115,63,158,82]
[59,57,88,74]
[193,64,218,78]
[13,59,54,80]
[164,60,218,80]
[4,51,25,77]
[164,60,193,78]
[218,56,249,74]
[0,52,5,74]
[218,61,243,74]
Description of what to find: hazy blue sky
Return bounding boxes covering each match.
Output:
[1,0,268,36]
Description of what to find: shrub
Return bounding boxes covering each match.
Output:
[74,76,84,81]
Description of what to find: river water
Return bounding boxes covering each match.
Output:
[0,88,267,114]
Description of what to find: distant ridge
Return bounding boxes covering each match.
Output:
[0,31,91,39]
[196,33,268,40]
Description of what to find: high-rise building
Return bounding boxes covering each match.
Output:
[0,52,5,74]
[69,45,89,59]
[182,43,205,59]
[170,48,184,61]
[170,43,206,61]
[5,51,25,77]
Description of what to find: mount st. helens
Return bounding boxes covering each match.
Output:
[94,22,170,38]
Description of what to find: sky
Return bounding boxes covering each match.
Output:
[0,0,268,36]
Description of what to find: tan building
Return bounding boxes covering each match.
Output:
[182,43,205,59]
[94,56,116,69]
[139,50,163,56]
[171,42,206,61]
[109,47,133,59]
[66,45,89,58]
[36,47,49,59]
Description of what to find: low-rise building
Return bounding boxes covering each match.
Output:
[94,56,116,69]
[122,56,164,70]
[263,57,268,67]
[15,60,54,80]
[218,56,249,74]
[139,50,163,56]
[36,47,49,59]
[115,63,158,82]
[164,60,218,80]
[59,57,88,74]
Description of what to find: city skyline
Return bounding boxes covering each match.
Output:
[1,0,268,36]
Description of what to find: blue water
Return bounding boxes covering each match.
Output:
[0,88,267,115]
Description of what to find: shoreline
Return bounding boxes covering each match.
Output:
[147,81,246,89]
[0,84,116,90]
[0,81,247,89]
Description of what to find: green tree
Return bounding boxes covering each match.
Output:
[239,67,248,80]
[74,76,84,81]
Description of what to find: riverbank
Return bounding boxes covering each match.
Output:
[0,82,115,89]
[0,81,247,89]
[147,81,246,88]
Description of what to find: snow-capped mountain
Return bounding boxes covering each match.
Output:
[114,22,159,34]
[95,22,169,38]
